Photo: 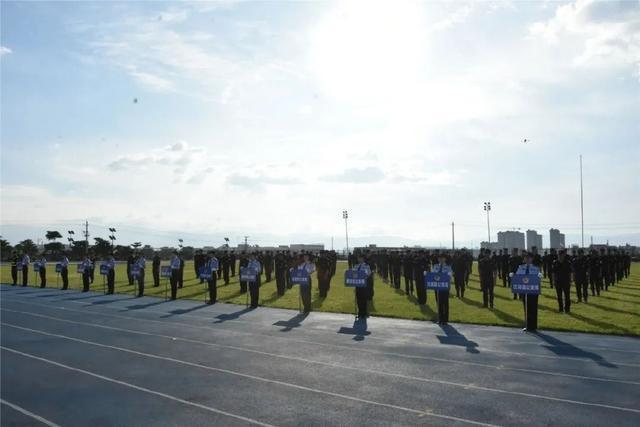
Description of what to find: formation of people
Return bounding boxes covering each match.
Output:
[7,245,633,332]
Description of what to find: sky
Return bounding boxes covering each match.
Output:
[1,0,639,250]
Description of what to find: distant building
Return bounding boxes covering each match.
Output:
[549,228,565,249]
[526,230,543,251]
[289,244,324,253]
[496,231,525,251]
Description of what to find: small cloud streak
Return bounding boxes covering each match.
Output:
[0,46,12,56]
[320,167,385,184]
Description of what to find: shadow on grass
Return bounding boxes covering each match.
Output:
[535,332,618,368]
[436,323,480,354]
[273,312,309,332]
[566,311,635,336]
[338,318,371,341]
[460,295,523,326]
[585,301,640,317]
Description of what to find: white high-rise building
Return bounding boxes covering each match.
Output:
[549,228,565,249]
[526,230,543,251]
[496,231,525,251]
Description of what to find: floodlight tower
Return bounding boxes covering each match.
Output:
[108,227,117,249]
[483,202,492,244]
[342,210,350,256]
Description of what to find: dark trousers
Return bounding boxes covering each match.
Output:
[481,280,494,307]
[355,287,368,318]
[178,269,184,288]
[265,267,273,282]
[555,283,571,312]
[404,275,413,294]
[524,295,538,331]
[454,275,466,298]
[318,274,330,298]
[82,271,90,292]
[107,270,115,294]
[249,278,260,308]
[40,267,47,288]
[22,266,28,286]
[61,267,69,289]
[11,266,17,285]
[170,270,179,299]
[240,280,247,293]
[576,280,588,302]
[548,271,554,288]
[367,276,374,301]
[437,290,449,323]
[275,269,286,295]
[127,266,133,286]
[207,276,217,304]
[137,269,145,297]
[590,275,601,296]
[415,275,426,304]
[300,282,312,312]
[231,261,236,276]
[223,266,230,284]
[153,268,160,287]
[90,267,95,284]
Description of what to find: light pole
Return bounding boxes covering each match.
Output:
[108,227,117,250]
[483,202,491,244]
[579,155,584,248]
[342,210,350,256]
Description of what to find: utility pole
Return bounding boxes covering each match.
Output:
[83,220,89,256]
[244,236,249,251]
[483,202,491,244]
[451,221,455,250]
[342,210,349,256]
[579,154,584,248]
[331,236,334,251]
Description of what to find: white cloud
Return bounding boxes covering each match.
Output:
[530,0,640,79]
[0,46,12,56]
[129,69,174,92]
[320,167,385,184]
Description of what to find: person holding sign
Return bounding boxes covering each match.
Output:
[510,251,543,332]
[81,256,93,292]
[247,253,262,308]
[135,253,146,297]
[20,252,30,287]
[60,252,70,290]
[10,251,18,286]
[352,253,372,319]
[169,251,181,300]
[430,253,452,325]
[38,254,47,288]
[105,254,116,294]
[205,250,219,304]
[292,253,315,313]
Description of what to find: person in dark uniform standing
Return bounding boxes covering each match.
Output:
[38,254,47,288]
[136,253,146,297]
[432,253,452,324]
[178,253,185,288]
[106,254,116,294]
[20,252,30,287]
[511,252,542,332]
[126,254,134,286]
[206,250,218,304]
[508,248,522,299]
[194,249,204,284]
[316,251,331,298]
[403,252,413,295]
[230,251,237,276]
[81,255,92,292]
[60,252,70,290]
[574,249,589,303]
[152,252,161,287]
[547,248,558,289]
[89,252,97,284]
[366,251,376,301]
[588,249,602,296]
[264,252,274,282]
[500,249,509,287]
[294,253,315,313]
[222,251,231,285]
[553,250,572,313]
[169,251,181,300]
[353,253,372,319]
[10,251,18,286]
[478,249,496,308]
[391,252,401,289]
[274,252,287,296]
[239,252,249,293]
[247,253,262,308]
[452,251,467,298]
[413,252,428,304]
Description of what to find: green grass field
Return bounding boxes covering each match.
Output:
[2,261,639,336]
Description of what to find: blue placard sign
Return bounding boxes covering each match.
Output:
[55,263,63,273]
[77,263,85,274]
[33,262,41,273]
[160,266,172,278]
[344,269,368,288]
[425,272,451,290]
[16,262,23,270]
[100,264,110,275]
[511,274,541,295]
[199,266,213,280]
[290,269,311,286]
[208,259,219,272]
[131,265,141,278]
[240,267,258,283]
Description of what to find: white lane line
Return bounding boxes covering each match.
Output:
[0,334,496,427]
[1,346,275,427]
[4,287,639,353]
[3,322,640,417]
[0,398,61,427]
[2,301,639,384]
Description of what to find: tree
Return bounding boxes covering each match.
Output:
[15,239,39,257]
[45,231,63,242]
[44,242,64,259]
[70,241,88,260]
[93,237,112,258]
[181,246,195,260]
[113,245,133,261]
[141,245,155,259]
[1,239,13,261]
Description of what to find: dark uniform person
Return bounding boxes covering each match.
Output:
[413,252,428,304]
[588,249,601,296]
[152,252,161,287]
[264,252,274,282]
[10,251,18,286]
[239,252,249,293]
[452,251,468,298]
[353,253,372,319]
[60,253,70,290]
[126,254,134,286]
[206,251,218,304]
[432,254,451,324]
[274,252,287,296]
[553,250,572,313]
[574,249,589,303]
[403,252,413,294]
[316,251,331,298]
[106,254,116,294]
[508,248,522,299]
[194,249,205,284]
[21,253,30,287]
[135,254,146,297]
[178,254,185,288]
[81,256,92,292]
[230,251,237,276]
[478,249,496,308]
[511,252,541,332]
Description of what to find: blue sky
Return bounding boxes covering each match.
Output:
[1,0,639,249]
